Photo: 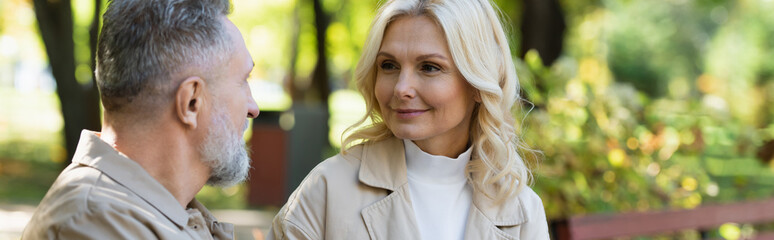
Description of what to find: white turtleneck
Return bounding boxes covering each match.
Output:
[404,139,473,240]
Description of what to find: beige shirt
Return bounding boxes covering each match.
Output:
[22,130,234,240]
[268,137,549,240]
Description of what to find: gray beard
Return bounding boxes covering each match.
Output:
[199,109,251,187]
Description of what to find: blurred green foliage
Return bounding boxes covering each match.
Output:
[519,0,774,221]
[0,155,60,204]
[196,184,248,209]
[0,88,65,204]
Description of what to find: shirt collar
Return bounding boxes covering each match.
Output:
[71,130,190,229]
[188,199,234,238]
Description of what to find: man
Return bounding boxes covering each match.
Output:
[22,0,259,239]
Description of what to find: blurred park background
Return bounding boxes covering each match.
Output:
[1,0,773,239]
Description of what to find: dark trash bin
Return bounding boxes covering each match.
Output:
[247,111,287,206]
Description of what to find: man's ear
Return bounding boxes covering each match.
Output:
[176,77,206,129]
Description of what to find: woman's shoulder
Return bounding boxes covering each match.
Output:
[486,186,548,239]
[307,137,400,178]
[269,141,394,239]
[516,186,542,203]
[280,138,401,210]
[515,186,546,215]
[270,147,366,237]
[476,185,546,223]
[308,143,366,177]
[285,141,380,198]
[515,186,550,238]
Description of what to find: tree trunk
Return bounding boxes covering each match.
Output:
[520,0,566,66]
[286,3,301,100]
[309,0,331,152]
[33,0,101,167]
[285,0,332,195]
[309,0,331,103]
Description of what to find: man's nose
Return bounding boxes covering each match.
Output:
[246,89,260,118]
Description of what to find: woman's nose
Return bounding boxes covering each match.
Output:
[394,70,416,99]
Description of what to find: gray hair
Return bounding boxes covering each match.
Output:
[96,0,233,113]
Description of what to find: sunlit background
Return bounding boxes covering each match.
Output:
[1,0,773,239]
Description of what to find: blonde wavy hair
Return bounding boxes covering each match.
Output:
[343,0,539,203]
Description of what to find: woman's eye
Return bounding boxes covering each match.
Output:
[420,64,441,73]
[380,62,398,71]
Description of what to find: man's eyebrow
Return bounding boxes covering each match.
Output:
[244,62,254,79]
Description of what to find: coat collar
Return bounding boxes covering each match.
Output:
[357,137,408,191]
[355,137,529,235]
[471,188,529,226]
[360,184,421,239]
[71,130,191,229]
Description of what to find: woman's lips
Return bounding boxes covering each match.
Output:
[394,108,428,119]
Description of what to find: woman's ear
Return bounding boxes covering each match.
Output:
[175,76,206,129]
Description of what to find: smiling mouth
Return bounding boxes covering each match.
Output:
[394,108,428,119]
[395,109,427,113]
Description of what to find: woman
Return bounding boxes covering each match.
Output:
[269,0,549,239]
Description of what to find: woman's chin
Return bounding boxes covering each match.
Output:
[391,131,427,142]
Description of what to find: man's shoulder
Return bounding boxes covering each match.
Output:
[26,164,149,227]
[23,163,173,238]
[44,163,143,206]
[38,164,107,210]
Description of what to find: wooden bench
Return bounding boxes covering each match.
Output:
[552,198,774,239]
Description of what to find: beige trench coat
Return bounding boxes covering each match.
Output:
[22,131,234,240]
[268,137,550,240]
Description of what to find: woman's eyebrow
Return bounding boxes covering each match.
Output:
[416,53,447,62]
[377,52,395,59]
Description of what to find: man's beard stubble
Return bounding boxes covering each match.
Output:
[199,107,251,187]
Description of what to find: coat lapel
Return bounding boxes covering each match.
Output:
[464,183,529,240]
[357,138,422,240]
[360,185,421,240]
[358,137,407,190]
[464,206,518,240]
